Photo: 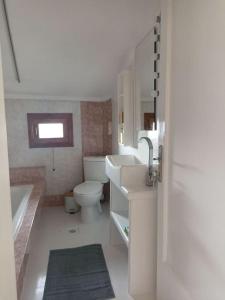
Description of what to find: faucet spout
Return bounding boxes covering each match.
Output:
[139,137,153,171]
[139,137,155,186]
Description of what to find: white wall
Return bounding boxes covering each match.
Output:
[158,0,225,300]
[0,52,17,299]
[5,99,83,195]
[141,100,154,113]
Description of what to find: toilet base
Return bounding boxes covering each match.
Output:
[81,204,101,223]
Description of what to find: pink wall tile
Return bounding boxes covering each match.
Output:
[10,166,46,185]
[81,100,112,156]
[103,99,112,155]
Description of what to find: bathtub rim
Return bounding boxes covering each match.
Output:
[11,184,33,240]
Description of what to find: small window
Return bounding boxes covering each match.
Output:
[38,123,64,139]
[27,113,73,148]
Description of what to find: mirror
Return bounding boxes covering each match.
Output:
[135,28,158,135]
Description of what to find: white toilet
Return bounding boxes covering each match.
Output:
[74,156,108,223]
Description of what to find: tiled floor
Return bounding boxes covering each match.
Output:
[21,203,132,300]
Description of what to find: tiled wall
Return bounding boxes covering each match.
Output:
[6,99,112,204]
[10,166,46,185]
[5,99,83,196]
[103,100,113,155]
[81,99,112,156]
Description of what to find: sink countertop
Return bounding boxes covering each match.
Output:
[121,184,155,200]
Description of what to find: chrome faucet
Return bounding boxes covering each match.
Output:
[139,137,156,186]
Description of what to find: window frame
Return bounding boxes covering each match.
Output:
[27,113,74,148]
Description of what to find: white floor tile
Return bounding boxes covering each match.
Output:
[21,203,133,300]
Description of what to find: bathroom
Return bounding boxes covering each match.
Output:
[0,1,160,299]
[1,1,225,300]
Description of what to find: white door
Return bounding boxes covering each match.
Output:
[157,1,225,300]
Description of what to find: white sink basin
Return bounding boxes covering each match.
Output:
[105,155,148,188]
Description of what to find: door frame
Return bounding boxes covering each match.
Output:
[0,46,17,299]
[157,0,173,298]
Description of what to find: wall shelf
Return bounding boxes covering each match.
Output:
[109,180,157,299]
[111,211,129,247]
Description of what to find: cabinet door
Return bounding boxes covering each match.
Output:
[118,70,134,146]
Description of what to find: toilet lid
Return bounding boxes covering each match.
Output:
[74,181,102,195]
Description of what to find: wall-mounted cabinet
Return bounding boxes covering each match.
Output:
[118,70,134,146]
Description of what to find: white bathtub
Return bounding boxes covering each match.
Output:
[10,185,33,239]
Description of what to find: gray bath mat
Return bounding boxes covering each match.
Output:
[43,244,115,300]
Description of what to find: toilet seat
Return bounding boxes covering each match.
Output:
[74,181,102,196]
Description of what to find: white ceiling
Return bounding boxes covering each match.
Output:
[0,0,159,100]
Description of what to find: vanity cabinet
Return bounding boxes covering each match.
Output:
[106,155,157,300]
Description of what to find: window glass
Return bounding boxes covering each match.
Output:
[38,123,64,139]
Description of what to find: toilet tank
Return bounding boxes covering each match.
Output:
[83,156,108,183]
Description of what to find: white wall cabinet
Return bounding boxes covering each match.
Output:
[118,70,134,146]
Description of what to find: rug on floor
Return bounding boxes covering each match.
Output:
[43,244,115,300]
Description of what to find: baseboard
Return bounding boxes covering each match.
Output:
[44,195,64,207]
